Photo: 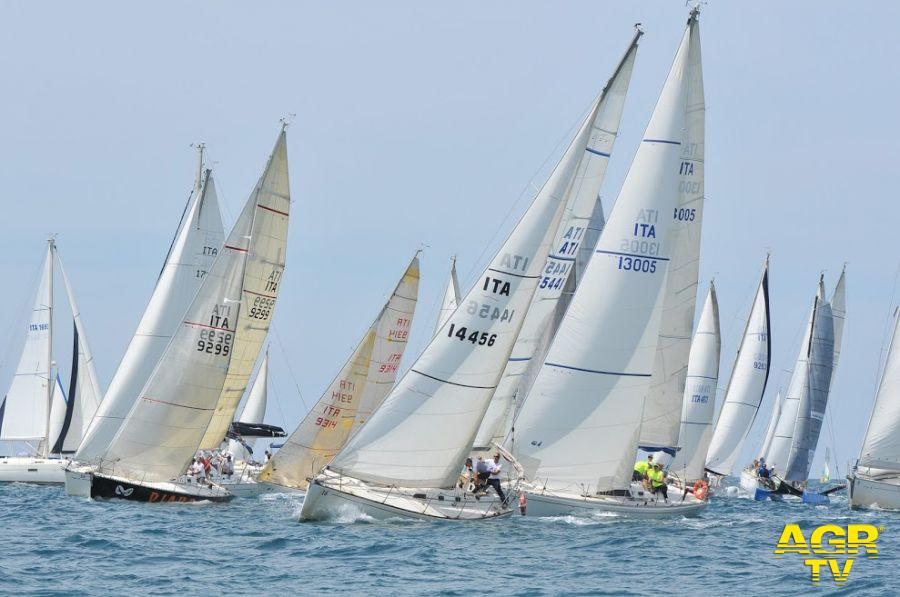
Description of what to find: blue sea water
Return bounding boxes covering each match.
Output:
[1,481,896,595]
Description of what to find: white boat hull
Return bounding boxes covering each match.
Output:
[64,465,93,496]
[523,483,707,519]
[300,472,511,521]
[0,457,68,484]
[849,473,900,510]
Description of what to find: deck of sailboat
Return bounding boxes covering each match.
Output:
[0,456,68,484]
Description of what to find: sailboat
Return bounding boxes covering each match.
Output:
[434,256,460,336]
[667,282,720,488]
[474,29,640,454]
[82,129,290,503]
[514,9,707,518]
[226,348,273,463]
[257,254,420,493]
[297,28,646,523]
[704,258,772,484]
[0,239,104,483]
[848,305,900,509]
[740,272,845,503]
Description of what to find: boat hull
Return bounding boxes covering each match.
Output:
[64,465,93,496]
[0,457,67,484]
[739,469,780,501]
[848,473,900,510]
[91,473,233,503]
[523,486,707,519]
[300,475,511,522]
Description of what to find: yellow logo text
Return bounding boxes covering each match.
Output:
[774,523,881,586]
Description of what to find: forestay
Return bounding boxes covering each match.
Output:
[704,260,771,476]
[858,309,900,471]
[100,131,290,482]
[513,14,698,494]
[76,167,224,463]
[670,282,720,481]
[473,30,640,449]
[259,255,420,489]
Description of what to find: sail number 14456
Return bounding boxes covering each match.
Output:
[446,323,497,346]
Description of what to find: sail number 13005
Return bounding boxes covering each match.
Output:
[446,323,497,346]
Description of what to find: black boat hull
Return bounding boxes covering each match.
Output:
[91,474,233,503]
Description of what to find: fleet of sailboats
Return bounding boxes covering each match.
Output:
[1,9,884,520]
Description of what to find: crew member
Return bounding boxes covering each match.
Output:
[648,463,668,502]
[633,454,654,482]
[487,453,507,506]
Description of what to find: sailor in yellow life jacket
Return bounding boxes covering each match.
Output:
[632,454,654,482]
[648,463,668,502]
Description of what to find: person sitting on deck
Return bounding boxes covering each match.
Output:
[648,463,668,502]
[222,454,235,479]
[458,458,474,489]
[633,454,654,483]
[486,453,507,506]
[757,458,771,479]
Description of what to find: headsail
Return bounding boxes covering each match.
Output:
[76,160,224,463]
[704,259,771,476]
[434,256,460,335]
[858,308,900,471]
[227,349,269,460]
[513,14,700,494]
[670,282,720,481]
[259,255,419,489]
[759,390,783,459]
[474,29,641,449]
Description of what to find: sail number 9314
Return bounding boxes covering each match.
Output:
[446,323,496,346]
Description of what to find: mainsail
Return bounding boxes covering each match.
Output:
[434,256,460,335]
[858,308,900,471]
[259,255,420,489]
[669,282,720,481]
[473,29,641,449]
[98,130,290,482]
[704,259,771,476]
[513,13,700,494]
[76,157,224,463]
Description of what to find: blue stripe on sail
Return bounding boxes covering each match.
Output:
[585,147,611,157]
[689,375,718,381]
[545,362,651,377]
[595,249,670,262]
[548,254,576,262]
[508,357,531,362]
[643,138,681,145]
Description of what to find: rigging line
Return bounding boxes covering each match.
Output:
[271,328,309,414]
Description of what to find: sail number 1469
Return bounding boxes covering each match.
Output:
[446,323,497,346]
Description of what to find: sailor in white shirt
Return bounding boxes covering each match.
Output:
[486,453,507,505]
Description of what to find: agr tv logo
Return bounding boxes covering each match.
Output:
[774,523,881,586]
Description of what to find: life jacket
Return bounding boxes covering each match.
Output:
[648,468,665,488]
[634,460,651,475]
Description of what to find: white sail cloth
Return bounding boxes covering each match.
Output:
[434,257,460,336]
[227,350,269,461]
[513,15,700,494]
[76,170,224,462]
[670,283,720,481]
[260,256,420,489]
[99,131,290,483]
[859,309,900,471]
[474,30,640,449]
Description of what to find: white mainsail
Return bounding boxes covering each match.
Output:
[76,161,224,463]
[830,267,846,387]
[226,349,269,461]
[704,260,771,476]
[639,13,706,451]
[434,256,460,335]
[260,255,420,489]
[858,308,900,471]
[0,242,54,447]
[99,131,290,482]
[513,14,699,494]
[473,30,641,449]
[669,282,720,481]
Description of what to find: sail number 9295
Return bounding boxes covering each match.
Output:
[197,329,232,356]
[446,323,496,346]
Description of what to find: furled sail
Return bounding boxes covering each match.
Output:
[858,308,900,471]
[639,12,706,450]
[434,256,460,335]
[704,259,771,476]
[76,162,224,463]
[669,282,720,481]
[513,14,700,494]
[259,255,420,489]
[473,30,640,449]
[99,131,290,482]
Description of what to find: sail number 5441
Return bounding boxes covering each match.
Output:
[446,323,496,346]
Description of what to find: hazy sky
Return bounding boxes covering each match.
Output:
[2,2,899,475]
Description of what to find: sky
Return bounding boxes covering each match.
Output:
[2,2,899,476]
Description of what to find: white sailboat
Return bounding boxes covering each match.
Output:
[514,10,707,519]
[668,282,720,486]
[0,239,104,483]
[84,129,290,503]
[741,274,843,502]
[704,258,771,481]
[226,348,270,463]
[258,254,420,494]
[65,146,225,496]
[434,256,460,336]
[849,306,900,509]
[474,29,640,452]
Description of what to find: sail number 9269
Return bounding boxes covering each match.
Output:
[446,323,497,346]
[197,329,232,356]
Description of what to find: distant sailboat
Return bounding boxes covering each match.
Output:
[258,254,420,493]
[704,258,772,480]
[514,10,707,518]
[84,129,290,503]
[0,239,104,483]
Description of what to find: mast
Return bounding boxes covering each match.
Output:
[194,143,205,196]
[43,237,55,457]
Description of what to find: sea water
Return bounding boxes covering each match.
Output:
[1,481,896,595]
